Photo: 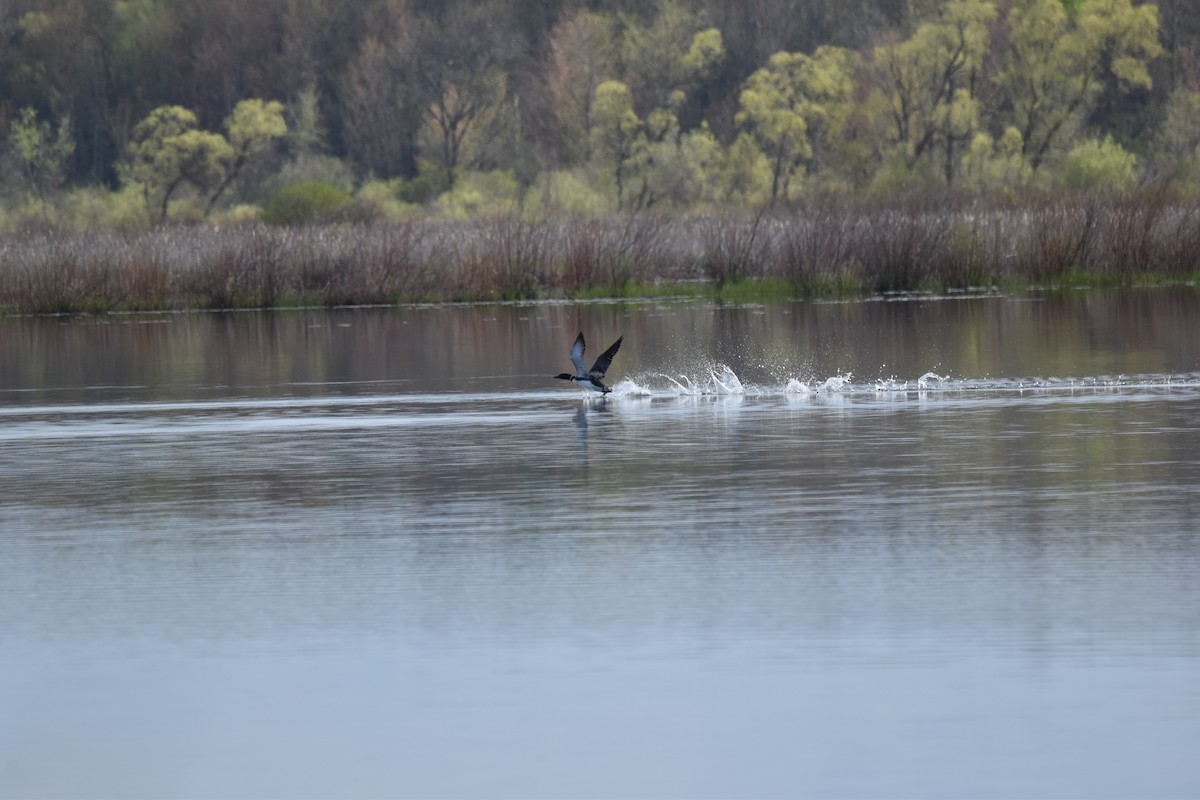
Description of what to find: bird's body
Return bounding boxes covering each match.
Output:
[555,332,623,394]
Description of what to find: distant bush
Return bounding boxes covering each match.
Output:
[523,169,615,217]
[355,181,423,221]
[262,182,352,225]
[62,185,150,229]
[213,204,263,224]
[253,154,355,209]
[392,169,443,205]
[1061,137,1137,193]
[434,170,520,219]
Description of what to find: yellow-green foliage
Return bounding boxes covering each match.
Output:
[719,133,772,205]
[62,185,151,229]
[640,122,688,208]
[8,107,74,215]
[589,80,647,209]
[355,180,424,221]
[207,99,287,215]
[124,100,286,222]
[523,169,614,217]
[212,204,263,224]
[262,181,352,225]
[0,198,49,230]
[737,46,857,199]
[0,0,1179,228]
[868,153,938,196]
[996,0,1162,170]
[961,127,1034,195]
[583,24,727,212]
[681,28,724,77]
[224,99,287,160]
[590,81,640,153]
[1076,0,1162,90]
[677,123,726,208]
[269,153,356,195]
[434,170,520,219]
[868,0,995,180]
[619,0,721,108]
[125,106,234,222]
[1155,87,1200,187]
[1060,136,1137,192]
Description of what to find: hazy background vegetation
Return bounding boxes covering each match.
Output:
[1,0,1196,229]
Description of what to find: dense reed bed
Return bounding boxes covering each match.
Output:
[2,195,1199,314]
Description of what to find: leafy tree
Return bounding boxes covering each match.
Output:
[995,0,1163,170]
[287,84,329,158]
[682,28,726,80]
[719,131,773,204]
[591,23,727,210]
[1153,86,1200,183]
[617,2,725,137]
[637,107,690,209]
[8,107,75,220]
[676,122,727,207]
[204,99,287,215]
[737,46,857,199]
[867,0,996,184]
[125,105,233,222]
[590,80,646,209]
[618,1,712,110]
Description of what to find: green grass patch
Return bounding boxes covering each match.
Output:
[569,281,707,300]
[711,277,797,303]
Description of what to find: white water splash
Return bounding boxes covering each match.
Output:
[710,365,745,395]
[601,369,1200,401]
[653,364,746,396]
[785,372,852,396]
[610,378,652,397]
[917,372,944,390]
[820,373,852,393]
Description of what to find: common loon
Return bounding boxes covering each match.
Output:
[555,332,623,394]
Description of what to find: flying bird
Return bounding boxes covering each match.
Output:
[554,332,623,394]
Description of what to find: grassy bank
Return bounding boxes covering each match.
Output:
[2,195,1199,314]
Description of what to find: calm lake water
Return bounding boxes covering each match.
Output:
[2,290,1200,798]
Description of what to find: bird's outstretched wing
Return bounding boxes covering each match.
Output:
[588,336,623,378]
[569,332,587,377]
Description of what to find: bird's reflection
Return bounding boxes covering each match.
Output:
[572,397,611,455]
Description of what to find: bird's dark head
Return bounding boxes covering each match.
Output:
[554,373,574,381]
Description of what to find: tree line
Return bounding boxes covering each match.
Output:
[2,0,1199,227]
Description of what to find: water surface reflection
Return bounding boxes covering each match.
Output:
[1,292,1199,798]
